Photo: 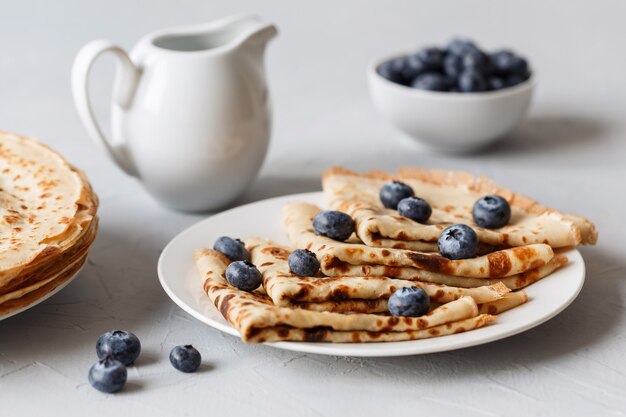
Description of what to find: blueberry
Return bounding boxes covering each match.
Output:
[88,356,127,393]
[446,38,479,57]
[509,57,529,75]
[491,50,528,76]
[461,49,491,74]
[225,261,262,291]
[96,330,141,366]
[388,287,430,317]
[169,345,201,373]
[438,224,478,260]
[443,53,463,78]
[312,210,355,241]
[488,76,506,90]
[411,73,449,91]
[413,47,444,71]
[378,56,430,86]
[213,236,249,262]
[380,181,414,209]
[377,59,407,84]
[288,249,320,276]
[505,70,531,87]
[472,195,511,229]
[458,69,488,92]
[397,197,432,223]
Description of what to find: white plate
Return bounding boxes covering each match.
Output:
[0,264,85,321]
[158,192,585,357]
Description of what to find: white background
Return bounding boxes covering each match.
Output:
[0,1,624,416]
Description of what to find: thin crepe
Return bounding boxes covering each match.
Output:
[0,253,88,316]
[0,132,98,287]
[0,215,98,294]
[284,203,555,279]
[323,167,597,250]
[245,237,510,308]
[195,248,495,343]
[323,253,569,290]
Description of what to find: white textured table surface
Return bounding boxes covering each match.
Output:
[1,1,625,416]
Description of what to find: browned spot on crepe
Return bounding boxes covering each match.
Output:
[487,251,512,277]
[329,286,351,301]
[261,246,290,260]
[219,294,235,319]
[303,328,327,342]
[291,285,310,300]
[324,257,351,273]
[406,252,454,274]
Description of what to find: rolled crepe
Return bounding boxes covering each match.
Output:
[323,167,597,250]
[246,237,510,310]
[195,248,495,343]
[284,203,555,279]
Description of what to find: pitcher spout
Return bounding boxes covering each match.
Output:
[232,15,278,50]
[148,14,277,54]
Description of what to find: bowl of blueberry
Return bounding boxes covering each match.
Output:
[368,38,535,152]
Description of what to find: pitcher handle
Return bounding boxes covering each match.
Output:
[71,40,140,176]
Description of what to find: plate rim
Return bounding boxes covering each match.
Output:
[158,191,586,357]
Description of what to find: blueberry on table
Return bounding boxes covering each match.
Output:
[458,69,488,92]
[446,38,479,57]
[288,249,320,276]
[411,73,449,91]
[313,210,355,241]
[380,181,415,209]
[213,236,250,262]
[443,53,463,78]
[388,287,430,317]
[96,330,141,366]
[438,224,478,260]
[473,195,511,229]
[413,47,444,71]
[88,356,127,393]
[170,345,201,373]
[397,197,432,223]
[225,261,262,291]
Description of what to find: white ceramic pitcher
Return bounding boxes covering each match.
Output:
[72,14,277,211]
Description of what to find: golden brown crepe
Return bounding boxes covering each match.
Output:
[284,202,556,280]
[246,237,510,310]
[323,167,597,250]
[195,248,496,343]
[0,132,98,315]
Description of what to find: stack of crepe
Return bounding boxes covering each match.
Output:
[194,167,596,343]
[0,132,99,316]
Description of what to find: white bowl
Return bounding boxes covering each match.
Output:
[367,54,536,152]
